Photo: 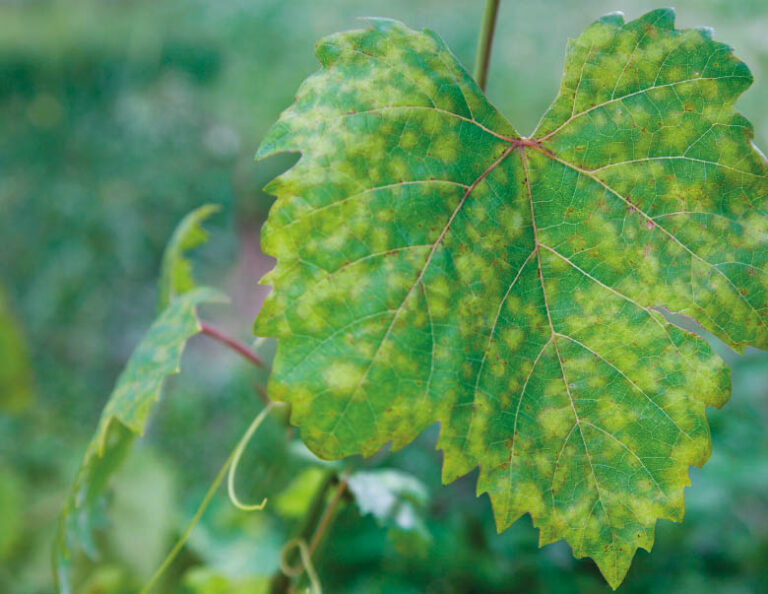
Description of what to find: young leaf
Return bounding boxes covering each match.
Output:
[254,9,768,588]
[157,203,221,312]
[54,287,225,593]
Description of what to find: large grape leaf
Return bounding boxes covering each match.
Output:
[55,287,225,592]
[254,9,768,588]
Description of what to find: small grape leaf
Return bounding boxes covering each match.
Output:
[254,10,768,588]
[157,203,221,313]
[54,287,226,593]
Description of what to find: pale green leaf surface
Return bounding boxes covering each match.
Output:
[275,467,327,519]
[347,469,431,551]
[55,287,225,593]
[255,10,768,587]
[157,203,221,313]
[183,567,269,594]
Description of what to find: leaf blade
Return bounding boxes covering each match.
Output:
[255,10,768,588]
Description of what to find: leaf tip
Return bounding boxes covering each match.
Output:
[595,553,633,591]
[696,25,715,40]
[596,11,625,26]
[354,16,398,31]
[639,7,676,30]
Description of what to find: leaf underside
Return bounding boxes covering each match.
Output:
[255,9,768,588]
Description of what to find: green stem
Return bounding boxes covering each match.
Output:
[308,472,349,556]
[139,453,233,594]
[473,0,501,91]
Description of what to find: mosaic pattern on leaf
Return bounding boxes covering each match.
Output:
[255,10,768,588]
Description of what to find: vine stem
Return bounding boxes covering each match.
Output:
[308,471,350,556]
[199,320,266,369]
[473,0,501,91]
[271,470,351,593]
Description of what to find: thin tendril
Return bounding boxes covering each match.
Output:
[227,402,275,511]
[280,537,323,594]
[139,403,275,593]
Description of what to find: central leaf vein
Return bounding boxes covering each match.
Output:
[520,146,618,559]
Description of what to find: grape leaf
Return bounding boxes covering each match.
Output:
[54,287,226,593]
[157,203,221,312]
[254,9,768,588]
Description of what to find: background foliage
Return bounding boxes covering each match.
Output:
[1,0,767,592]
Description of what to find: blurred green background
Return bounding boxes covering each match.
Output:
[2,0,768,592]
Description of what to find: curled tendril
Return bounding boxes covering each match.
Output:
[227,402,276,511]
[280,537,322,594]
[140,400,276,594]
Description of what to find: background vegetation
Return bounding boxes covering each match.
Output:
[2,0,768,592]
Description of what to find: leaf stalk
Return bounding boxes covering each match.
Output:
[270,470,350,593]
[199,320,266,369]
[473,0,501,91]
